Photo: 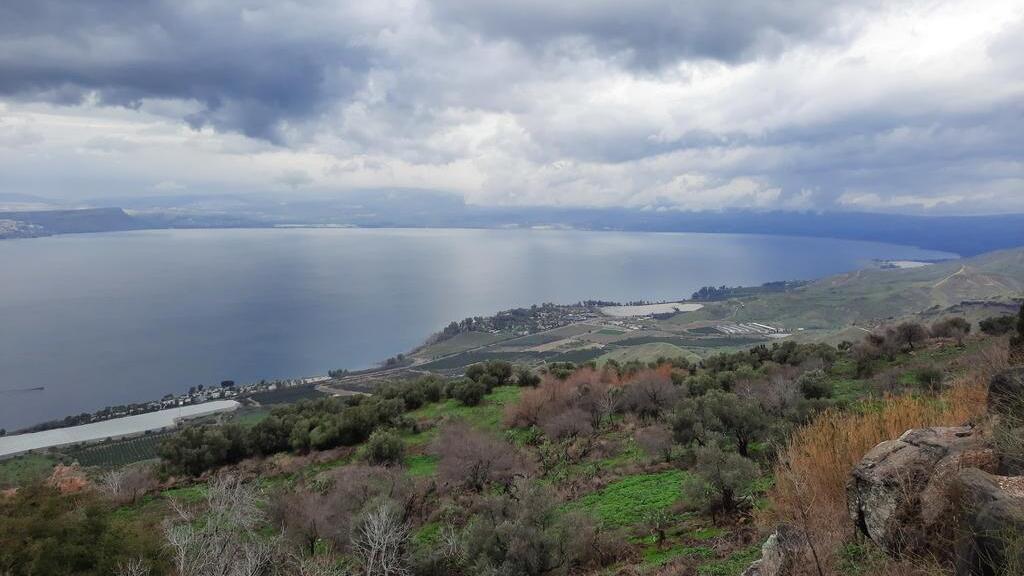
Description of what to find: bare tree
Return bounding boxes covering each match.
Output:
[635,425,674,463]
[540,407,593,440]
[163,475,278,576]
[273,465,410,556]
[351,501,411,576]
[894,322,929,351]
[436,422,532,493]
[618,376,677,420]
[114,557,151,576]
[99,465,156,506]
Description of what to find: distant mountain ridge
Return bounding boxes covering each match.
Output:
[0,207,141,239]
[3,196,1024,256]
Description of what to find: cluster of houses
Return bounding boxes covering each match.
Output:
[19,375,335,434]
[158,375,332,409]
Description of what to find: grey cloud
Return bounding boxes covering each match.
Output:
[0,0,1021,216]
[432,0,877,68]
[0,0,373,141]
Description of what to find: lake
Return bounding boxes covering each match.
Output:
[0,228,954,430]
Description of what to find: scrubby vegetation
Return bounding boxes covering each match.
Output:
[3,311,1021,575]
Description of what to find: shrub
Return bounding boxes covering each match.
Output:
[158,424,249,475]
[273,465,410,556]
[893,322,929,351]
[980,315,1017,336]
[930,317,971,344]
[463,479,621,575]
[540,407,593,440]
[1013,301,1024,352]
[617,370,677,420]
[435,422,532,492]
[696,389,768,457]
[466,361,513,388]
[683,445,759,516]
[362,428,405,466]
[515,365,541,387]
[505,367,622,435]
[635,425,674,463]
[915,365,944,391]
[451,379,487,406]
[797,369,832,400]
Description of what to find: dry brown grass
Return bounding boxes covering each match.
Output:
[766,350,999,574]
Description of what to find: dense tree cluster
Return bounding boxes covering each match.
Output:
[980,314,1018,336]
[161,379,417,475]
[160,365,543,477]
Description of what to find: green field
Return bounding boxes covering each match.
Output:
[0,453,57,488]
[66,432,172,468]
[415,330,512,358]
[249,384,326,405]
[571,470,688,527]
[597,342,697,365]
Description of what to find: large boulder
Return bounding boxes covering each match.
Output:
[954,468,1024,576]
[847,426,998,554]
[989,368,1024,416]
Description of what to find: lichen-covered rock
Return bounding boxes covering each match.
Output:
[742,526,800,576]
[847,426,998,554]
[954,468,1024,576]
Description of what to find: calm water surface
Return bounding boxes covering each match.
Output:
[0,228,954,429]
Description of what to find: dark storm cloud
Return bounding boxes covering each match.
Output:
[0,0,372,141]
[0,0,871,142]
[432,0,872,68]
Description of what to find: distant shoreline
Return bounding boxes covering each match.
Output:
[6,205,1024,256]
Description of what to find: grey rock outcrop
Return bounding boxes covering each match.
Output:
[954,468,1024,576]
[742,526,801,576]
[847,426,998,554]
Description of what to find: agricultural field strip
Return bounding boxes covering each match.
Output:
[0,400,240,458]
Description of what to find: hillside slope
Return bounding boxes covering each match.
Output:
[732,247,1024,333]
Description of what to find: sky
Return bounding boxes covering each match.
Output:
[0,0,1022,215]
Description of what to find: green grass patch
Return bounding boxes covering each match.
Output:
[162,484,208,503]
[830,378,870,403]
[597,329,626,336]
[414,522,441,546]
[571,470,688,527]
[0,453,56,488]
[406,454,438,477]
[644,544,714,567]
[697,545,761,576]
[691,527,727,540]
[408,386,521,431]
